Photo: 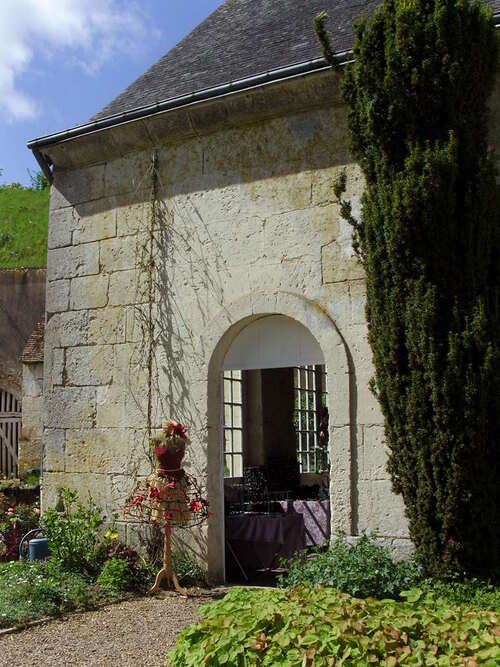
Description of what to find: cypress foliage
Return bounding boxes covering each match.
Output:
[317,1,500,575]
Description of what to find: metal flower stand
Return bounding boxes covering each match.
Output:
[125,469,210,597]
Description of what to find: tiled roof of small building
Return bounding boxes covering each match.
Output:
[20,316,45,364]
[92,0,500,123]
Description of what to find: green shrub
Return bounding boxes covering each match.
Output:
[424,576,500,612]
[279,534,420,599]
[167,586,500,666]
[0,559,100,628]
[97,557,134,595]
[172,549,207,587]
[316,0,500,577]
[41,487,105,574]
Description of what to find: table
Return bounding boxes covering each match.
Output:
[226,512,305,572]
[279,500,331,547]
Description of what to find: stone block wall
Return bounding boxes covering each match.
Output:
[40,74,414,576]
[18,361,44,474]
[0,268,46,397]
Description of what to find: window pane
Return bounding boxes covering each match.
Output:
[234,454,243,477]
[224,403,231,426]
[232,405,242,428]
[232,381,242,404]
[224,379,232,401]
[308,411,315,431]
[233,429,242,453]
[225,454,232,477]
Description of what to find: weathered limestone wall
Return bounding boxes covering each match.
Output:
[40,70,440,576]
[0,268,46,397]
[18,361,44,474]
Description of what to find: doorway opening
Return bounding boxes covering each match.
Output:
[221,316,331,584]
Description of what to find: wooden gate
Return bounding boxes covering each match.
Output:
[0,390,21,477]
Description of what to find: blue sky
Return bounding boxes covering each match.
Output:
[0,0,224,185]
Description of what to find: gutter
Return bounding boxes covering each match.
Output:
[27,51,353,183]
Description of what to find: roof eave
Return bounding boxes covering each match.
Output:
[27,51,354,181]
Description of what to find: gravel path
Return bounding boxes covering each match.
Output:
[0,590,220,667]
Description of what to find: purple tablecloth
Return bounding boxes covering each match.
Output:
[279,500,331,547]
[226,513,305,570]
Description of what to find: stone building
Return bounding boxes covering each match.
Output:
[0,268,45,477]
[28,0,500,581]
[19,317,45,475]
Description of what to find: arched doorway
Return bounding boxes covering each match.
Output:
[223,315,329,582]
[204,293,352,583]
[0,389,21,477]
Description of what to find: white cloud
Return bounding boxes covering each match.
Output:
[0,0,148,120]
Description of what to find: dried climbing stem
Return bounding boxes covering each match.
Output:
[147,149,159,436]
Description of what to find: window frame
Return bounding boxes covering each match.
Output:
[293,365,328,473]
[222,370,244,478]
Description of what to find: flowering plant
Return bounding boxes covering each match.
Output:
[150,419,189,451]
[0,494,40,561]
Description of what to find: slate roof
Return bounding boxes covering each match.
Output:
[92,0,381,121]
[92,0,500,123]
[20,316,45,364]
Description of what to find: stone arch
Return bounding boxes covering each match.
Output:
[203,290,353,582]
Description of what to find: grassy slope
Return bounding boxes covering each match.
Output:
[0,185,49,267]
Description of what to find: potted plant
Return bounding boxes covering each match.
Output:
[150,420,189,477]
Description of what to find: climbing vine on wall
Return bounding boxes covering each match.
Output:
[146,149,159,437]
[316,1,500,574]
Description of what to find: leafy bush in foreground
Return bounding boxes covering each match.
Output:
[279,534,421,599]
[167,586,500,666]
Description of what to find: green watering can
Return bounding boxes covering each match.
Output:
[19,528,50,561]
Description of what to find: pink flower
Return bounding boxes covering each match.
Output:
[34,508,40,515]
[7,507,14,515]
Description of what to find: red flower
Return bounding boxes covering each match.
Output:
[190,499,201,513]
[150,487,161,499]
[162,419,187,439]
[173,422,187,438]
[130,494,145,506]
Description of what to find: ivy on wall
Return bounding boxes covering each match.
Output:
[317,0,500,574]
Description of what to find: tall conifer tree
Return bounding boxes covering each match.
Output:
[317,0,500,574]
